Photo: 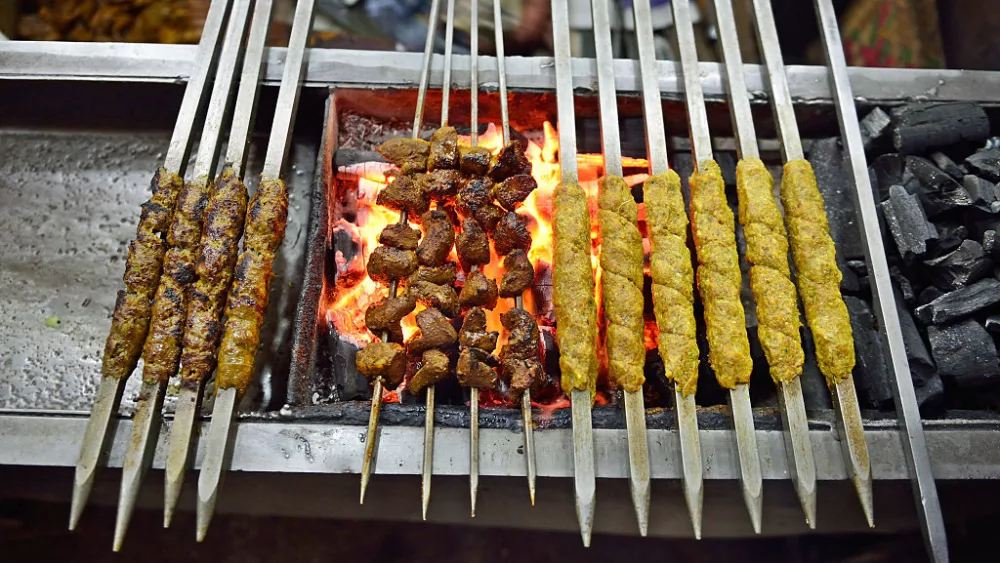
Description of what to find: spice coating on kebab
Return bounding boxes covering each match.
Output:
[690,161,752,389]
[496,175,539,211]
[457,347,497,388]
[428,126,460,170]
[500,308,543,399]
[422,169,461,201]
[781,160,855,384]
[365,292,417,335]
[409,349,451,394]
[141,174,217,385]
[598,176,646,393]
[357,341,407,388]
[409,263,458,286]
[736,158,804,384]
[457,178,494,218]
[459,269,499,309]
[499,249,533,298]
[377,137,430,175]
[459,145,492,176]
[368,246,419,285]
[456,218,491,271]
[179,165,249,386]
[552,182,599,395]
[378,223,421,250]
[458,307,499,352]
[102,169,185,380]
[643,171,699,396]
[408,307,458,354]
[494,211,532,256]
[474,203,505,234]
[416,210,456,267]
[215,179,288,392]
[489,141,532,181]
[377,174,429,218]
[409,280,460,317]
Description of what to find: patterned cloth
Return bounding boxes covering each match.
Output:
[841,0,944,68]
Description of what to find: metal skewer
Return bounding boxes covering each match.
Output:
[360,0,443,506]
[813,1,946,558]
[112,0,254,550]
[551,0,596,546]
[747,0,873,530]
[69,0,233,533]
[195,0,315,542]
[467,0,481,518]
[632,0,704,539]
[162,0,275,530]
[589,0,650,536]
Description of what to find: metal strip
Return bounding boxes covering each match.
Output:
[711,0,759,160]
[813,0,948,560]
[551,0,578,182]
[671,0,713,164]
[631,0,668,174]
[589,0,623,176]
[750,0,804,161]
[225,0,276,176]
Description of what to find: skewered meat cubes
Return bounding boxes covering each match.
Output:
[499,249,533,298]
[409,349,451,394]
[377,174,429,218]
[357,341,407,388]
[458,307,499,352]
[428,126,460,170]
[409,280,460,317]
[460,145,493,176]
[417,210,456,267]
[494,211,532,256]
[408,307,458,354]
[378,223,421,250]
[456,218,491,270]
[496,175,538,211]
[368,246,419,285]
[422,169,461,201]
[474,203,505,233]
[409,263,459,285]
[459,269,499,309]
[490,140,532,181]
[457,178,494,217]
[377,137,430,175]
[457,347,497,388]
[365,292,418,335]
[500,307,543,398]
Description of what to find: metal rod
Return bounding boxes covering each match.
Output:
[412,0,443,137]
[749,0,803,161]
[69,1,233,531]
[112,0,255,549]
[711,0,759,160]
[814,0,945,559]
[163,0,275,529]
[633,0,702,537]
[468,1,480,516]
[493,0,510,144]
[440,0,456,125]
[671,0,713,165]
[196,0,315,540]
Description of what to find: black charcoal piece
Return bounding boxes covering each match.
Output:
[890,102,990,154]
[927,320,1000,389]
[963,174,1000,213]
[799,327,832,410]
[915,374,946,417]
[860,107,892,152]
[845,296,893,408]
[810,138,864,259]
[895,290,937,386]
[924,239,993,291]
[930,152,965,180]
[917,285,945,306]
[889,264,916,303]
[847,259,868,276]
[914,278,1000,325]
[966,149,1000,182]
[871,153,919,201]
[983,230,998,256]
[985,315,1000,334]
[907,156,963,192]
[880,185,938,262]
[930,222,969,256]
[840,257,861,293]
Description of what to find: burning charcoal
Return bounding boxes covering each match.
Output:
[494,212,532,256]
[809,138,864,259]
[376,138,430,175]
[930,222,969,256]
[408,307,458,354]
[428,126,459,170]
[377,174,430,218]
[880,185,938,263]
[895,290,937,386]
[377,223,421,250]
[871,153,919,201]
[474,203,504,233]
[499,249,534,297]
[889,264,916,304]
[963,174,1000,213]
[985,314,1000,334]
[859,107,891,152]
[409,280,460,318]
[459,269,499,309]
[459,145,492,176]
[364,292,417,335]
[367,246,418,285]
[914,278,1000,325]
[965,149,1000,182]
[458,307,499,352]
[409,263,458,286]
[930,152,965,180]
[924,240,993,291]
[927,320,1000,389]
[455,218,491,271]
[890,102,990,154]
[409,349,451,395]
[356,341,407,389]
[917,285,945,306]
[489,141,532,182]
[416,210,456,267]
[422,169,461,201]
[457,347,497,388]
[915,374,946,417]
[496,174,539,211]
[456,177,494,217]
[845,297,893,408]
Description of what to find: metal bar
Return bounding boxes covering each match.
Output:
[412,0,443,137]
[813,0,947,560]
[493,0,510,144]
[631,0,668,175]
[671,0,713,164]
[750,0,804,161]
[440,0,456,125]
[162,0,234,174]
[711,0,758,160]
[467,0,480,518]
[551,0,578,184]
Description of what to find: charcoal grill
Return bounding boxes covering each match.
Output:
[3,1,1000,560]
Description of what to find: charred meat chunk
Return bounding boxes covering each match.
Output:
[367,246,418,285]
[496,174,538,211]
[500,307,540,362]
[416,210,455,266]
[489,141,532,181]
[377,138,430,175]
[408,263,458,286]
[357,341,407,388]
[494,212,532,256]
[377,174,429,218]
[364,292,417,334]
[474,203,505,233]
[460,145,493,176]
[410,280,460,317]
[459,269,499,309]
[457,347,497,388]
[499,249,534,297]
[408,307,458,353]
[409,348,451,394]
[504,357,544,399]
[457,178,495,218]
[422,169,461,201]
[428,126,460,170]
[458,307,499,352]
[456,218,492,270]
[377,223,421,250]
